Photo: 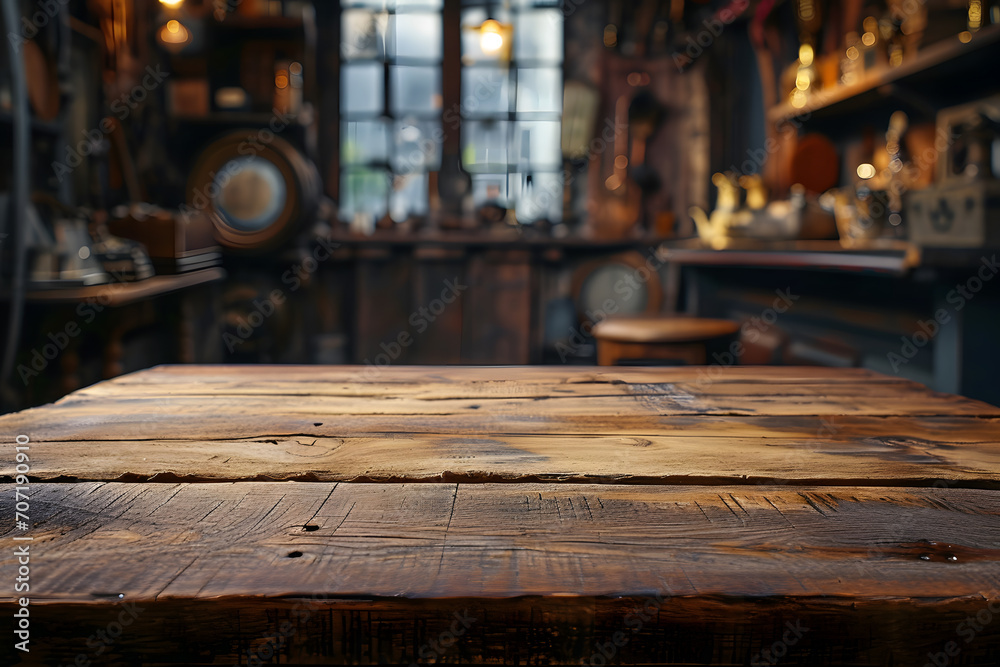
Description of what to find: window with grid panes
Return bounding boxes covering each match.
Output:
[339,0,444,224]
[339,0,563,225]
[460,0,563,223]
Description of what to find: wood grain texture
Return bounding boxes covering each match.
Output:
[2,365,999,665]
[5,482,1000,602]
[2,365,997,486]
[6,427,1000,486]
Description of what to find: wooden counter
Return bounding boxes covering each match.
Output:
[2,365,1000,665]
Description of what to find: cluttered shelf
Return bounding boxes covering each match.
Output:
[657,238,999,275]
[16,268,225,307]
[768,24,1000,124]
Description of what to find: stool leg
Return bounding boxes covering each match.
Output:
[596,340,621,366]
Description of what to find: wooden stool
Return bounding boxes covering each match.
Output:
[592,316,740,366]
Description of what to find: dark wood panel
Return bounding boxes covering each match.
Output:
[353,253,416,365]
[462,251,533,364]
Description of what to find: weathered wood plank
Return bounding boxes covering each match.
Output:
[54,389,998,415]
[5,427,1000,486]
[2,366,999,665]
[4,483,1000,603]
[65,374,962,404]
[92,364,912,384]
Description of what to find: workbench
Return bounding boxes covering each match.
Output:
[2,365,1000,665]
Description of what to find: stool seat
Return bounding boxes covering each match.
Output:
[591,316,740,366]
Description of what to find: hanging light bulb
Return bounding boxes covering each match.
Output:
[480,19,504,53]
[158,19,191,48]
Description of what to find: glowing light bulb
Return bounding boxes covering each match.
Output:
[799,44,814,66]
[158,19,190,46]
[480,19,504,54]
[160,0,183,7]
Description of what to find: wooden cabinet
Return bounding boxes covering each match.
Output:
[341,236,669,367]
[352,246,534,366]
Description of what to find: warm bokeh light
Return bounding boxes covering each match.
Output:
[857,163,876,179]
[480,19,504,53]
[159,0,183,7]
[603,24,617,48]
[795,72,811,90]
[861,32,876,46]
[846,45,860,60]
[158,19,190,46]
[959,31,973,43]
[799,44,814,67]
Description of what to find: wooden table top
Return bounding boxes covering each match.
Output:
[3,365,1000,665]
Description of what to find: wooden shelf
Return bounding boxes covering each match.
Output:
[658,238,920,274]
[20,268,225,307]
[768,25,1000,124]
[659,238,1000,275]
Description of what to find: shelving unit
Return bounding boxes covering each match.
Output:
[768,24,1000,124]
[660,239,920,275]
[659,237,1000,275]
[20,268,225,307]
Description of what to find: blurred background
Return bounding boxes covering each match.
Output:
[1,0,999,414]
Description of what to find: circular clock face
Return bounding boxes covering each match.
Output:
[212,157,288,232]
